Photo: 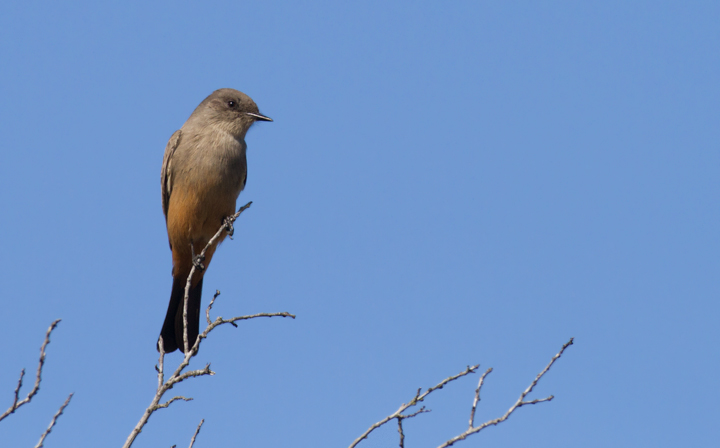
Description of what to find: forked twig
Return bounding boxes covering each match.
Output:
[350,338,574,448]
[440,338,574,447]
[1,320,61,422]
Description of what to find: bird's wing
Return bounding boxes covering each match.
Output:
[161,130,182,222]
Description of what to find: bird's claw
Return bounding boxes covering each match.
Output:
[192,254,206,271]
[224,217,235,239]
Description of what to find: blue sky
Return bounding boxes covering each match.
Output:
[1,1,718,447]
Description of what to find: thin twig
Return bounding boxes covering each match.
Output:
[397,418,404,448]
[206,290,221,325]
[400,407,429,420]
[155,396,193,410]
[189,419,204,448]
[1,320,61,422]
[468,367,492,429]
[9,369,25,415]
[34,393,73,448]
[397,406,429,448]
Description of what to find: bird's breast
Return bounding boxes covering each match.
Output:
[189,132,246,190]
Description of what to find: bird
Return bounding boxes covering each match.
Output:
[158,88,272,353]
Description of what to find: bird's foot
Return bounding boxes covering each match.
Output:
[192,254,206,271]
[223,216,235,239]
[190,242,205,271]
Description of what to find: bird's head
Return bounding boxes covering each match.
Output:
[191,88,272,138]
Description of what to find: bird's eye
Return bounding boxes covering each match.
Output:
[228,100,236,108]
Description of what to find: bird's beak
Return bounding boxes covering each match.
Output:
[246,112,273,122]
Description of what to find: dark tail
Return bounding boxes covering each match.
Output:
[159,276,203,353]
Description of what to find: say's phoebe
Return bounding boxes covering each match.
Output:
[159,88,272,353]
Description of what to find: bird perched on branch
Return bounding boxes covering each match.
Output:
[159,88,272,353]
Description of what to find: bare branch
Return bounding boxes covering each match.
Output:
[438,338,574,448]
[189,419,204,448]
[125,204,294,448]
[350,338,574,448]
[1,320,61,422]
[348,365,479,448]
[34,393,73,448]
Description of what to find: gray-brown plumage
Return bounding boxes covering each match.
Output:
[159,88,271,353]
